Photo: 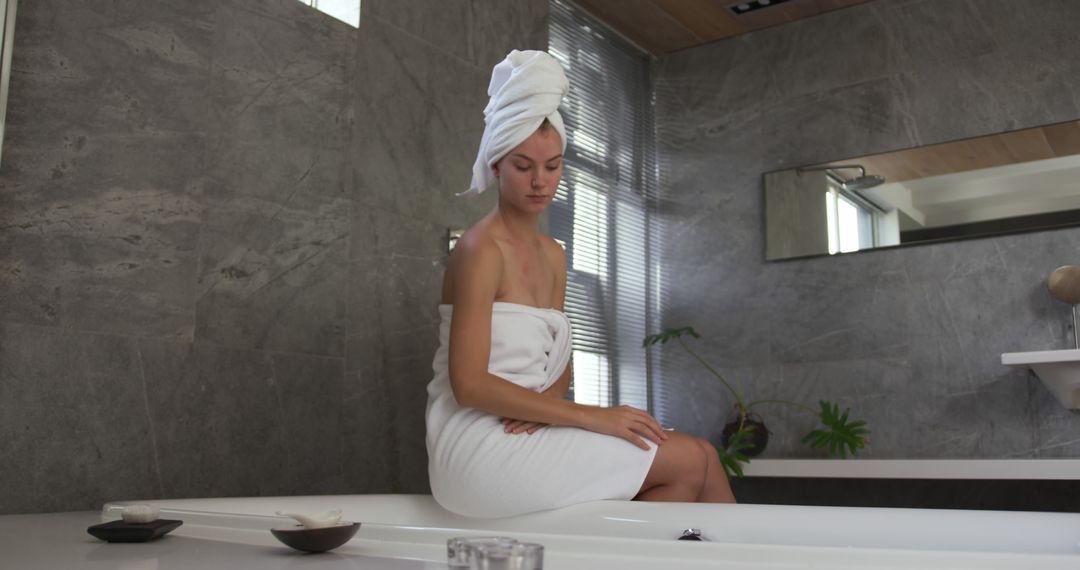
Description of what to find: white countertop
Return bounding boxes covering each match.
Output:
[6,499,1079,570]
[742,458,1080,478]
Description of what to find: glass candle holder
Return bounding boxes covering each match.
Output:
[447,536,518,569]
[468,541,544,570]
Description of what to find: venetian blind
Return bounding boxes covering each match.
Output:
[548,0,661,412]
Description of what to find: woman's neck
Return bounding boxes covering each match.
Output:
[494,203,542,242]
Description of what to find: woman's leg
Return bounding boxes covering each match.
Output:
[634,432,705,501]
[693,437,736,503]
[634,431,735,503]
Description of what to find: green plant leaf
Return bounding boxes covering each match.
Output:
[717,425,755,478]
[642,326,701,347]
[801,400,870,458]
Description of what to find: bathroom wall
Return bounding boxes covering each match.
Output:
[0,0,546,514]
[652,0,1080,460]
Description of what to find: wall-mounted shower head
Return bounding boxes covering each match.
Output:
[841,174,886,192]
[797,164,885,191]
[796,164,890,213]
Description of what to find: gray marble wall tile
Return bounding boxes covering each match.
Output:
[352,14,497,223]
[878,0,998,66]
[268,352,349,494]
[343,233,392,492]
[342,331,394,493]
[365,0,547,70]
[349,11,541,492]
[372,210,451,493]
[194,1,353,356]
[1,0,547,513]
[652,0,1080,458]
[0,324,160,514]
[5,0,217,134]
[0,0,214,339]
[194,190,350,355]
[137,339,347,498]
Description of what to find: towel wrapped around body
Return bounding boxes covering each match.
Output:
[426,302,658,518]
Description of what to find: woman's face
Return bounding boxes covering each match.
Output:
[493,126,563,215]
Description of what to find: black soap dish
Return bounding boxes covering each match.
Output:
[87,519,183,543]
[271,522,361,553]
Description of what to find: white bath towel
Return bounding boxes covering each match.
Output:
[426,302,658,518]
[461,50,569,197]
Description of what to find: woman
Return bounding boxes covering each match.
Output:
[426,50,734,518]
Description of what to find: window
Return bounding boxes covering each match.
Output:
[826,185,875,254]
[296,0,360,28]
[824,176,899,254]
[549,0,659,411]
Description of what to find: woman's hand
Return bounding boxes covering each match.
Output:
[501,417,547,435]
[581,405,668,450]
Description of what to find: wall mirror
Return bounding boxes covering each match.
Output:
[765,119,1080,261]
[0,0,17,169]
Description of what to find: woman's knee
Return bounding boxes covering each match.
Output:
[694,437,722,466]
[650,433,707,484]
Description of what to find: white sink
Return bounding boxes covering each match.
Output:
[1002,349,1080,409]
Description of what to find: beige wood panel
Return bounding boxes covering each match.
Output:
[572,0,701,55]
[821,121,1080,184]
[652,0,746,40]
[1043,121,1080,157]
[576,0,878,56]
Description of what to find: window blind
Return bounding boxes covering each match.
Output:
[548,0,661,412]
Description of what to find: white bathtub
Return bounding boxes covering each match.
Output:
[100,494,1080,569]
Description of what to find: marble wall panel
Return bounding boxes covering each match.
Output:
[5,0,216,135]
[342,329,394,493]
[373,211,451,493]
[0,0,547,513]
[137,339,347,498]
[0,0,214,339]
[268,352,348,494]
[365,0,548,70]
[194,190,350,356]
[0,160,205,339]
[194,1,352,356]
[351,15,497,223]
[652,0,1080,458]
[349,10,547,492]
[0,324,160,513]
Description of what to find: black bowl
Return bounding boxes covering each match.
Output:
[270,522,361,553]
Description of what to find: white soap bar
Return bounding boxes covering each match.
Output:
[275,509,343,529]
[120,504,160,524]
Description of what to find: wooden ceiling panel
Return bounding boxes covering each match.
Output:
[821,122,1080,186]
[572,0,701,55]
[1043,121,1080,157]
[651,0,747,40]
[575,0,879,56]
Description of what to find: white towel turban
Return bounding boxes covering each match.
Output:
[461,50,569,197]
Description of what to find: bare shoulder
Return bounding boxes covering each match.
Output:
[453,225,502,261]
[446,224,504,303]
[540,234,567,271]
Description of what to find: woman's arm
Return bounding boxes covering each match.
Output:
[448,233,665,449]
[447,232,582,424]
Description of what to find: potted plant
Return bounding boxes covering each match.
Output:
[643,326,869,477]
